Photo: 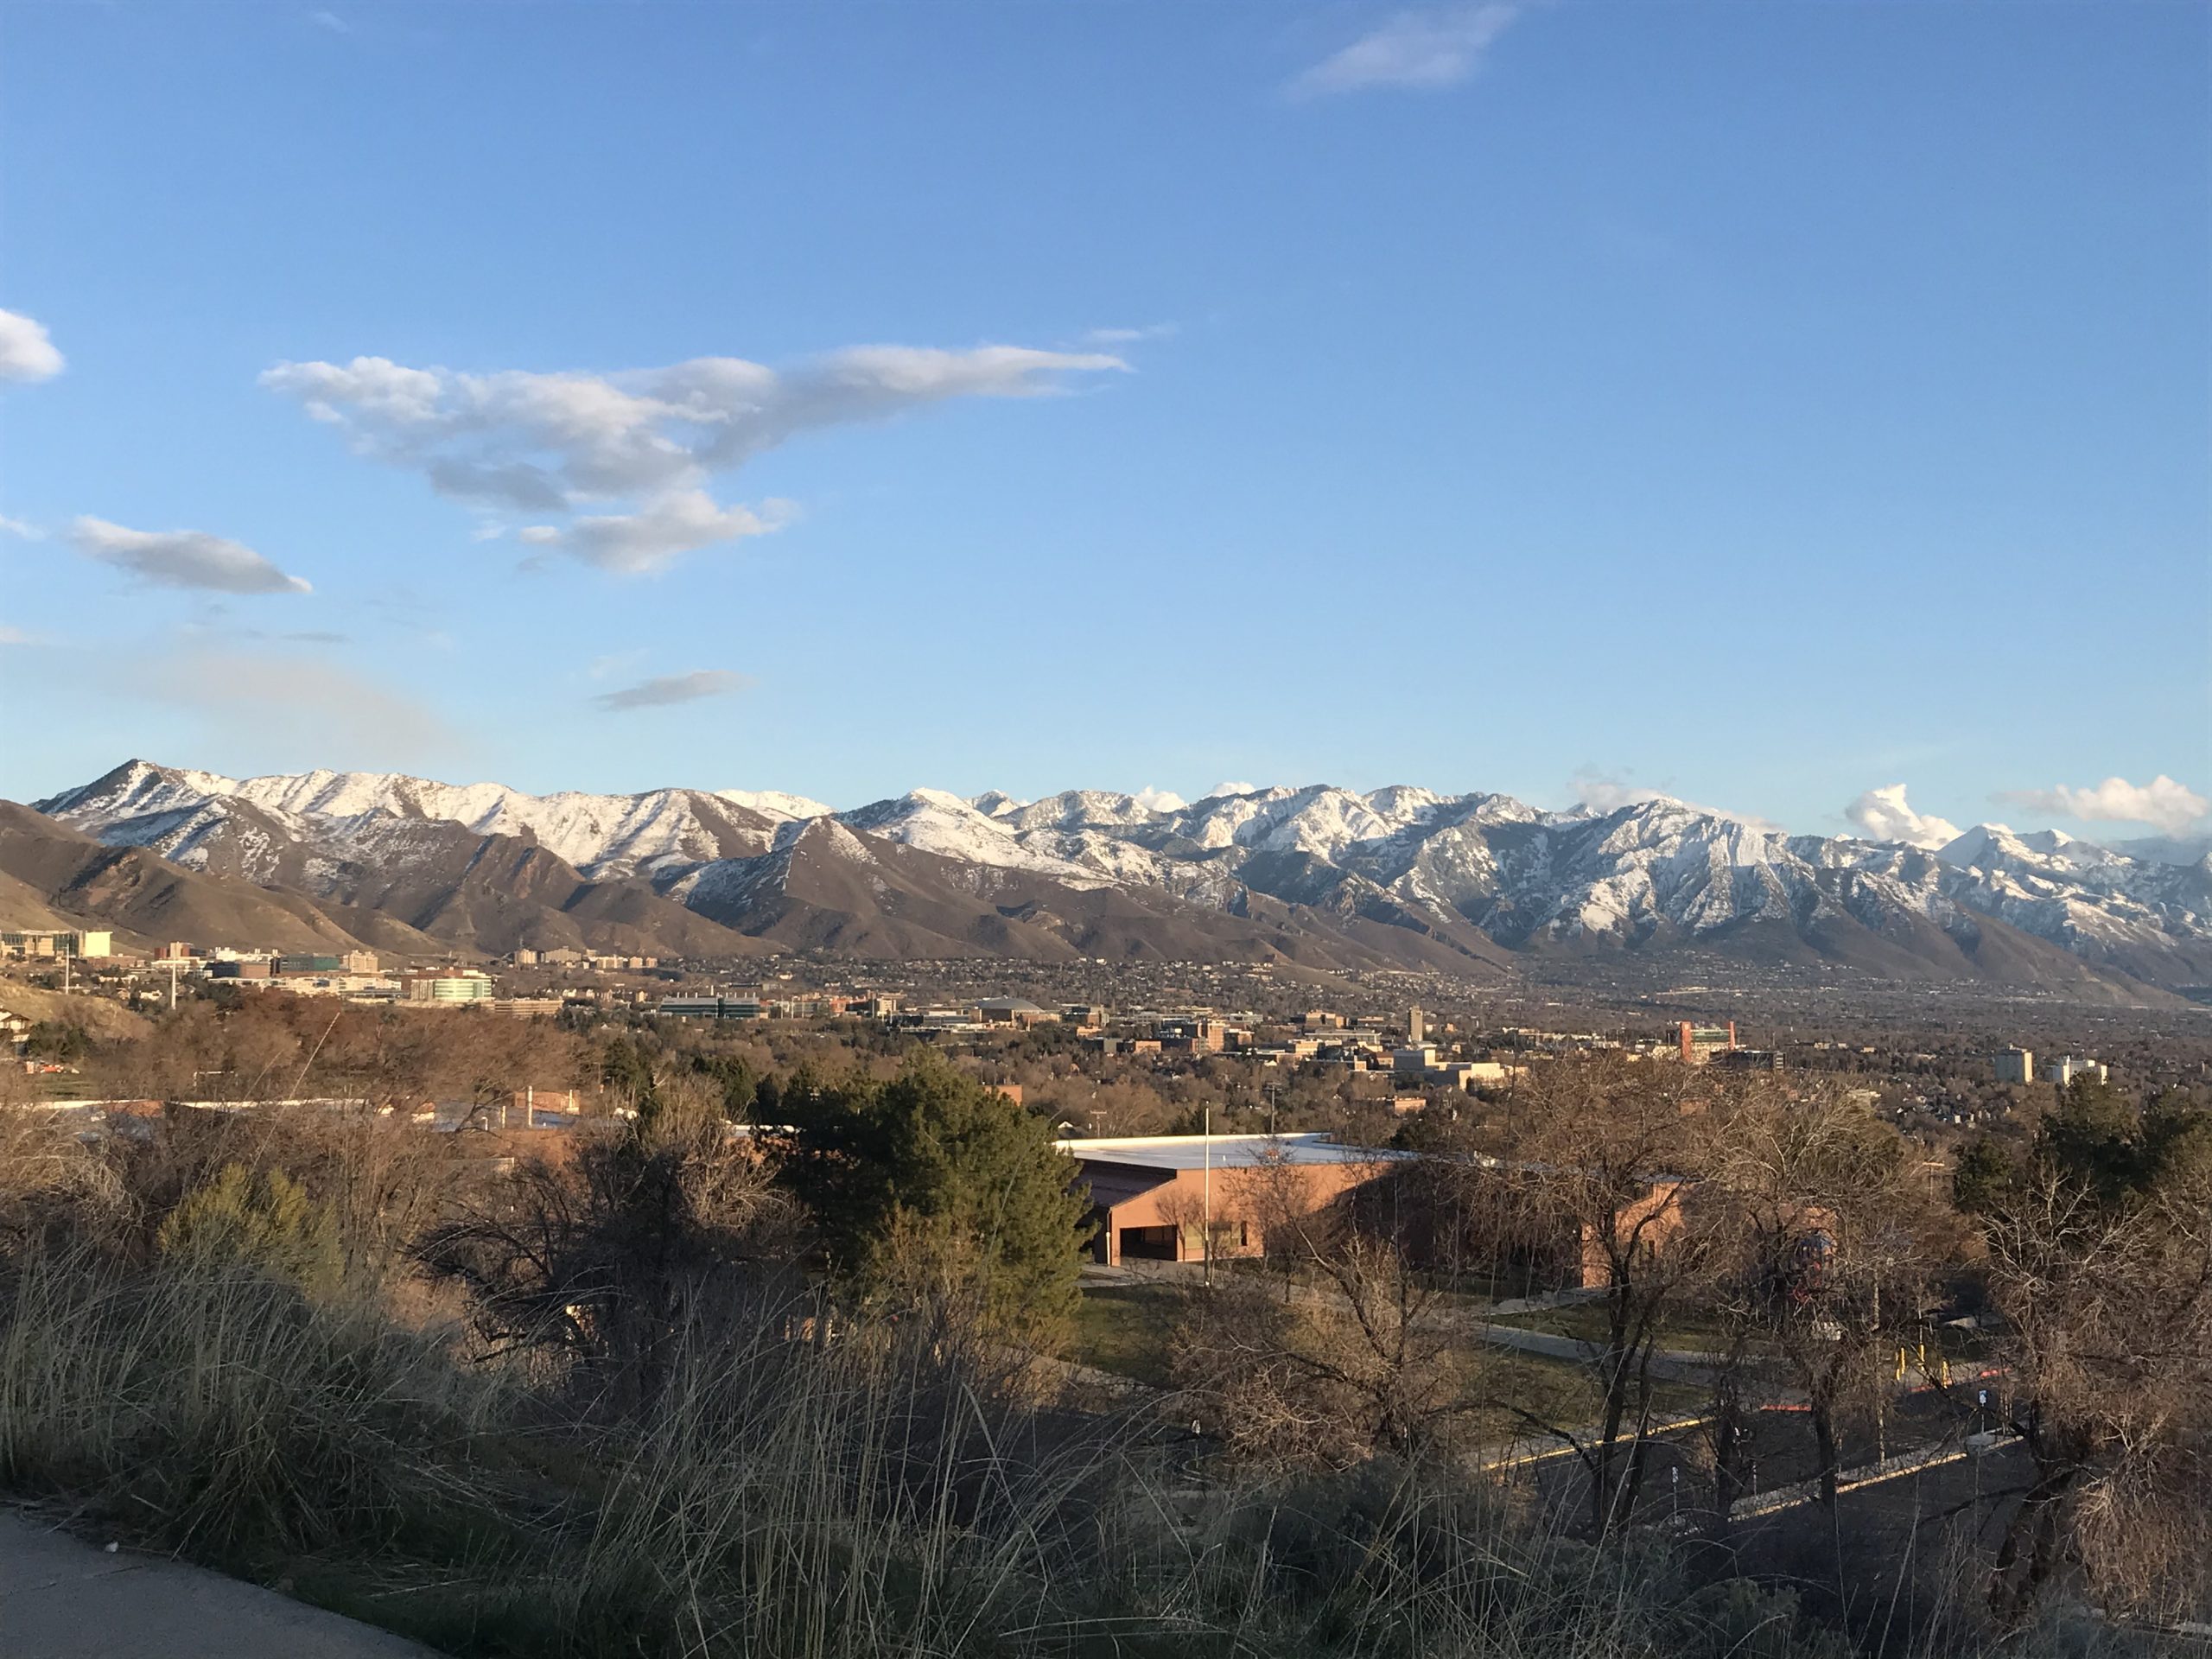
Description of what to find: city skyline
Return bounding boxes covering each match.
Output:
[2,3,2205,844]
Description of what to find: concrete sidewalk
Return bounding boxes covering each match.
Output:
[0,1510,439,1658]
[1469,1319,1741,1381]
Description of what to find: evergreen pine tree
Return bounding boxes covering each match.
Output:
[780,1057,1089,1345]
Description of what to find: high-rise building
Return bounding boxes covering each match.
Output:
[1408,1005,1426,1045]
[1675,1021,1738,1065]
[2042,1055,2107,1087]
[0,929,112,959]
[401,970,497,1004]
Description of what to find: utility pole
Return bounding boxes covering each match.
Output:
[1203,1105,1212,1288]
[1872,1251,1886,1465]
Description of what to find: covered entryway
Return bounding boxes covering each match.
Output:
[1116,1224,1180,1262]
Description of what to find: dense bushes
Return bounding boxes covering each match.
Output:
[157,1163,342,1296]
[0,1255,501,1567]
[0,1058,2197,1656]
[0,1243,1872,1659]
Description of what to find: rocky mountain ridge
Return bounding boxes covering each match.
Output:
[21,761,2212,997]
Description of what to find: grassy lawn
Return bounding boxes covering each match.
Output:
[1067,1281,1711,1443]
[1464,1349,1705,1445]
[1068,1285,1183,1389]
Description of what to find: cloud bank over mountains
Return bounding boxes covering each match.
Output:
[1845,777,2211,849]
[1845,785,1963,851]
[1998,775,2209,840]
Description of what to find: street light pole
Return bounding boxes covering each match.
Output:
[1203,1105,1212,1288]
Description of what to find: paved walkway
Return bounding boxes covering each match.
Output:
[0,1510,438,1658]
[1468,1319,1742,1381]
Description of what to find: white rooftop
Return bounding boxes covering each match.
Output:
[1055,1131,1409,1171]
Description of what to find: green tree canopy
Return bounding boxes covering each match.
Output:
[157,1163,342,1299]
[777,1058,1089,1346]
[22,1022,88,1064]
[1956,1077,2212,1217]
[690,1052,757,1122]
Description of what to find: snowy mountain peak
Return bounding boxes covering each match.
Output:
[35,760,814,880]
[712,789,833,823]
[837,790,1105,885]
[1001,790,1171,834]
[905,785,981,814]
[25,760,2212,995]
[1936,825,1999,867]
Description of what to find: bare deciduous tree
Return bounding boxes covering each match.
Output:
[1956,1082,2212,1626]
[1474,1057,1719,1537]
[1705,1081,1950,1510]
[1173,1159,1480,1472]
[416,1068,801,1411]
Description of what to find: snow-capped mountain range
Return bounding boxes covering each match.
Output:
[19,760,2212,996]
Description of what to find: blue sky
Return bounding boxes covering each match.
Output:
[2,0,2206,846]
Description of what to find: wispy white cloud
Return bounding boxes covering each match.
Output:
[586,648,649,683]
[1290,3,1522,99]
[1844,784,1962,851]
[562,491,790,575]
[261,341,1127,575]
[0,308,65,383]
[71,516,312,595]
[0,624,40,646]
[187,620,355,649]
[1998,774,2209,838]
[1570,772,1666,815]
[594,669,752,711]
[0,515,44,540]
[1207,780,1261,798]
[308,9,352,31]
[1083,323,1178,346]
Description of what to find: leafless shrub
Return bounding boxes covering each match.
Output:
[415,1067,804,1410]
